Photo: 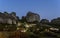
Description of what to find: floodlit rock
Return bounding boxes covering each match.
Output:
[26,11,40,22]
[0,12,17,24]
[49,28,59,31]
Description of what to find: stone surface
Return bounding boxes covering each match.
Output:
[26,11,40,22]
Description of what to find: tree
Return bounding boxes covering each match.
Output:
[16,16,20,20]
[4,11,8,14]
[0,12,1,13]
[51,17,60,28]
[4,12,8,16]
[40,19,49,24]
[11,12,16,16]
[20,16,26,23]
[51,17,60,25]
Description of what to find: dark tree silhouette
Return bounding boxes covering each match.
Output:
[4,11,8,14]
[51,17,60,28]
[11,12,16,16]
[40,19,49,24]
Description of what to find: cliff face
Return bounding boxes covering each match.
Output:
[26,12,40,22]
[0,12,18,24]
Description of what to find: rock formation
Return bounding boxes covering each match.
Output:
[26,11,40,22]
